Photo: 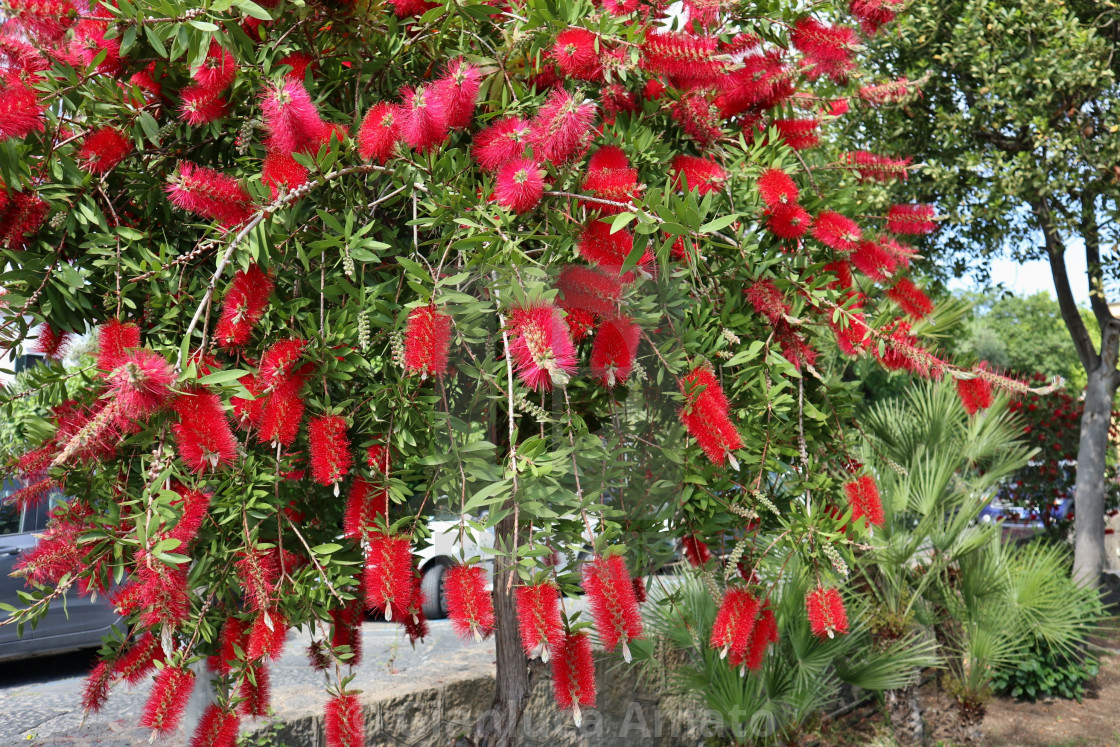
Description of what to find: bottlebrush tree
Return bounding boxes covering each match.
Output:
[0,0,1055,744]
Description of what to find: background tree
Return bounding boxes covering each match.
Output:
[855,0,1120,585]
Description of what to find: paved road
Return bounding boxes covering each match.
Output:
[0,619,496,745]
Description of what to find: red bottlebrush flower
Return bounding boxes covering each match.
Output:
[16,443,54,484]
[744,603,779,671]
[879,236,918,269]
[833,311,871,356]
[96,320,140,373]
[577,220,653,281]
[247,610,288,661]
[216,616,246,676]
[434,57,481,129]
[843,150,910,182]
[886,204,937,235]
[849,240,898,282]
[684,0,723,27]
[859,77,912,106]
[403,305,452,378]
[746,279,790,325]
[180,85,229,126]
[445,564,495,642]
[77,127,131,174]
[590,315,640,387]
[552,631,597,725]
[601,0,639,14]
[69,20,122,75]
[495,157,545,214]
[644,78,667,100]
[600,84,638,119]
[139,666,195,733]
[232,374,265,430]
[364,534,413,622]
[557,265,622,319]
[325,692,365,747]
[390,0,438,17]
[641,31,726,89]
[128,64,162,102]
[473,116,530,172]
[957,371,993,415]
[82,659,114,713]
[875,320,943,378]
[671,92,722,146]
[7,477,57,512]
[565,308,597,342]
[215,263,273,349]
[714,51,792,116]
[850,0,902,35]
[671,154,726,195]
[681,535,711,567]
[259,374,307,447]
[36,323,70,360]
[507,302,578,390]
[262,152,308,200]
[765,202,812,241]
[193,40,236,91]
[190,704,240,747]
[403,574,429,646]
[516,582,562,661]
[773,118,820,150]
[551,28,602,82]
[587,144,629,171]
[710,588,761,664]
[757,168,799,208]
[887,277,934,320]
[172,387,238,473]
[237,548,280,613]
[680,365,743,467]
[396,85,449,153]
[1,189,48,249]
[806,586,848,639]
[632,576,647,603]
[581,148,640,204]
[106,348,176,420]
[844,475,884,527]
[329,597,365,666]
[582,554,643,660]
[343,478,389,542]
[112,560,191,628]
[357,102,399,165]
[791,17,857,82]
[279,52,314,79]
[309,414,352,491]
[114,633,164,684]
[0,71,45,142]
[825,260,854,290]
[166,162,254,229]
[812,210,862,252]
[239,663,270,717]
[259,338,307,387]
[6,0,76,42]
[262,78,327,155]
[367,442,392,474]
[529,87,596,165]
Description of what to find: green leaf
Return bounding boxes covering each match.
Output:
[311,543,343,555]
[233,0,273,20]
[197,368,252,386]
[699,213,741,235]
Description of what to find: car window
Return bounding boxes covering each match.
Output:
[0,481,26,535]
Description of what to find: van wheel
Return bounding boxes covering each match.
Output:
[421,563,448,620]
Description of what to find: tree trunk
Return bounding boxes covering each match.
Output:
[886,685,925,746]
[1072,359,1120,586]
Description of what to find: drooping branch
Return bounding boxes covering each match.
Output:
[1081,190,1116,329]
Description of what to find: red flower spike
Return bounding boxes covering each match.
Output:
[259,338,307,387]
[766,200,812,241]
[180,85,229,126]
[390,0,438,17]
[791,17,857,82]
[343,478,390,542]
[886,204,938,235]
[404,574,429,646]
[35,323,70,360]
[357,102,399,165]
[262,152,308,201]
[843,150,911,182]
[309,415,352,492]
[849,240,897,282]
[757,169,799,208]
[261,78,327,155]
[577,220,649,281]
[238,663,270,717]
[844,475,884,527]
[113,633,164,684]
[710,588,761,666]
[403,305,452,379]
[507,302,577,390]
[166,162,254,229]
[641,31,726,89]
[172,387,238,473]
[216,616,246,676]
[82,659,113,713]
[445,564,495,642]
[247,610,288,661]
[279,52,314,79]
[139,666,195,733]
[773,118,820,150]
[396,85,449,153]
[746,280,790,326]
[473,116,530,172]
[957,371,993,416]
[806,586,849,639]
[215,263,273,349]
[601,0,639,14]
[671,92,722,146]
[528,87,596,165]
[258,375,306,448]
[495,157,545,214]
[325,692,365,747]
[681,535,712,567]
[557,265,622,319]
[812,211,862,252]
[168,487,211,547]
[329,596,365,666]
[0,71,45,142]
[1,189,49,249]
[77,127,131,174]
[714,51,792,116]
[552,631,596,726]
[107,348,176,421]
[850,0,902,35]
[551,28,602,82]
[363,534,413,622]
[192,40,236,91]
[237,548,280,613]
[887,277,934,320]
[671,154,726,195]
[680,365,743,467]
[582,554,643,660]
[190,704,240,747]
[516,582,562,661]
[742,603,778,671]
[859,77,912,105]
[632,576,647,603]
[590,315,639,387]
[434,57,481,130]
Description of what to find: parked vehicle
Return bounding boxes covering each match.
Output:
[414,519,496,620]
[0,481,121,662]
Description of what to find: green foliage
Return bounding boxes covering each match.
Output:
[991,641,1099,702]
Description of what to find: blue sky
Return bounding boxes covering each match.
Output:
[949,252,1092,308]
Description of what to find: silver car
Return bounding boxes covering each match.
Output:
[0,482,121,662]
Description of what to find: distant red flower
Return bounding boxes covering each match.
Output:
[36,322,70,360]
[261,152,308,200]
[843,150,911,182]
[140,666,195,733]
[82,660,113,714]
[957,370,993,415]
[445,564,495,642]
[850,0,902,35]
[329,596,365,666]
[886,204,937,235]
[77,127,131,173]
[773,118,820,150]
[343,477,389,542]
[357,102,399,164]
[166,162,254,229]
[859,77,912,105]
[671,154,726,195]
[849,240,897,282]
[403,574,429,645]
[279,52,314,79]
[529,87,596,165]
[791,17,857,82]
[1,189,49,249]
[557,265,622,320]
[389,0,438,16]
[582,554,643,660]
[106,348,176,421]
[215,616,246,676]
[396,85,449,153]
[507,302,577,390]
[403,305,452,378]
[473,116,530,172]
[672,92,722,146]
[681,535,711,567]
[844,475,884,527]
[238,663,270,717]
[641,31,726,89]
[582,146,639,211]
[812,210,862,252]
[190,704,240,747]
[590,315,639,387]
[0,70,45,142]
[325,692,365,747]
[887,277,934,319]
[434,57,481,129]
[516,582,562,661]
[746,279,790,325]
[495,157,545,213]
[247,609,288,661]
[363,534,413,622]
[551,28,602,81]
[806,586,848,639]
[680,365,742,467]
[552,631,596,725]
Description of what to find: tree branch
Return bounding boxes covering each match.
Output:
[1081,190,1115,329]
[1033,196,1098,373]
